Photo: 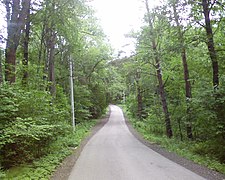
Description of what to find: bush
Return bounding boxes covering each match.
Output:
[3,120,97,179]
[0,84,70,169]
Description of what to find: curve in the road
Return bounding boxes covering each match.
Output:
[68,105,206,180]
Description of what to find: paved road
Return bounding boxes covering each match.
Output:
[68,105,205,180]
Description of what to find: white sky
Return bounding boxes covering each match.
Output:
[0,3,6,46]
[0,0,161,54]
[89,0,144,57]
[89,0,161,57]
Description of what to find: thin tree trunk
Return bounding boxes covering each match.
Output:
[37,10,47,74]
[22,2,31,85]
[172,1,193,139]
[202,0,219,88]
[0,49,3,84]
[137,85,143,119]
[177,118,183,141]
[145,0,173,138]
[48,32,56,96]
[43,0,56,95]
[136,71,143,119]
[155,55,173,138]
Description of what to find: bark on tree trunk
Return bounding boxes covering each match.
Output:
[136,71,143,119]
[4,0,31,83]
[38,9,47,74]
[22,2,31,85]
[44,0,56,96]
[202,0,219,88]
[5,48,16,82]
[172,2,193,139]
[145,0,173,138]
[155,55,173,138]
[48,33,56,96]
[0,49,3,84]
[137,85,143,119]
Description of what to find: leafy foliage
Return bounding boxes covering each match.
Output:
[3,120,97,179]
[123,107,225,174]
[112,0,225,171]
[0,83,70,168]
[0,0,112,173]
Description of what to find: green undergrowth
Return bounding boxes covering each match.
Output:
[3,120,97,180]
[121,106,225,175]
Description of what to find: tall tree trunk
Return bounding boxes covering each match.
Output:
[136,71,143,119]
[0,49,3,84]
[172,1,193,139]
[145,0,173,138]
[4,0,31,83]
[202,0,219,88]
[22,2,31,85]
[182,48,193,139]
[43,0,56,95]
[5,48,16,83]
[155,55,173,138]
[37,8,47,74]
[48,32,56,96]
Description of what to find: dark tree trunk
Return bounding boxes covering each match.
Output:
[202,0,219,88]
[4,0,31,83]
[136,71,143,119]
[137,85,143,119]
[172,1,193,139]
[48,33,56,96]
[37,9,47,74]
[43,0,56,96]
[155,55,173,138]
[0,49,3,84]
[22,2,31,85]
[5,48,16,82]
[145,0,173,138]
[177,118,183,141]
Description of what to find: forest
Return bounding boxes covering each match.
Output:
[0,0,224,178]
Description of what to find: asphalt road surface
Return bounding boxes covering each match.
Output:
[68,105,206,180]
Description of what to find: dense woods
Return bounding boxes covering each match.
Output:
[0,0,225,178]
[113,0,225,170]
[0,0,113,176]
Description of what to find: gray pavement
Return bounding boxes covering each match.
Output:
[68,105,206,180]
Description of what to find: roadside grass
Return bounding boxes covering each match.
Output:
[121,106,225,175]
[3,120,97,180]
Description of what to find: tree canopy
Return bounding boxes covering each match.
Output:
[0,0,225,176]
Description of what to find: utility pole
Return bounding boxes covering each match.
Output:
[70,59,75,131]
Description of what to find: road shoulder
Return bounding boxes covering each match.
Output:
[123,110,225,180]
[50,109,111,180]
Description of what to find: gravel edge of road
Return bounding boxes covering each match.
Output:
[50,109,111,180]
[123,111,225,180]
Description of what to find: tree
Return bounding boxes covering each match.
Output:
[170,0,193,139]
[22,0,31,85]
[201,0,219,88]
[145,0,173,138]
[4,0,31,83]
[0,48,3,84]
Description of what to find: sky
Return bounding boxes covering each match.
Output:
[0,0,161,53]
[0,4,6,46]
[89,0,145,57]
[89,0,160,57]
